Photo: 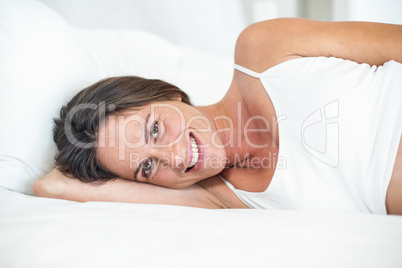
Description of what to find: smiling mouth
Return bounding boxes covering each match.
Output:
[186,134,200,172]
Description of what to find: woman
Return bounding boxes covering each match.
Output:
[34,18,402,215]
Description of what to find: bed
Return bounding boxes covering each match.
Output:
[1,0,402,267]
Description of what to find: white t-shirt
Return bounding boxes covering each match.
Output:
[221,57,402,214]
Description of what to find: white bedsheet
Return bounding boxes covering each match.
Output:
[1,187,401,268]
[1,2,402,267]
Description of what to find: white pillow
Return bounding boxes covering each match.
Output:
[0,0,232,194]
[0,0,97,194]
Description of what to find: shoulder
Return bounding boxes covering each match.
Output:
[234,18,302,73]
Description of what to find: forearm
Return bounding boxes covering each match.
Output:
[34,169,223,208]
[34,170,127,203]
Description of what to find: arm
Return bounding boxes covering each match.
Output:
[235,18,402,72]
[33,169,225,209]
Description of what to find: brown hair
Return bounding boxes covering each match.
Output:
[53,76,191,182]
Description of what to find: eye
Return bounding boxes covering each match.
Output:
[150,121,159,141]
[142,158,153,178]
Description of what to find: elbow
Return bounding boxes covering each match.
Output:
[33,177,46,197]
[33,173,64,198]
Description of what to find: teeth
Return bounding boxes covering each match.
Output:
[188,137,199,169]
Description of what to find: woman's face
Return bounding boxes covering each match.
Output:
[96,101,227,188]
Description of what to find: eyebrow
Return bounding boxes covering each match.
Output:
[144,113,151,144]
[133,113,151,181]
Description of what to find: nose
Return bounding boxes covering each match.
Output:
[149,142,185,170]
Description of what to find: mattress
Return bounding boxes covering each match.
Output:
[1,186,402,268]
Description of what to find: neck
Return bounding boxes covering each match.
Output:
[196,87,256,167]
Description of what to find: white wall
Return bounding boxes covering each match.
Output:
[348,0,402,24]
[301,0,402,23]
[242,0,299,23]
[39,0,248,58]
[38,0,402,57]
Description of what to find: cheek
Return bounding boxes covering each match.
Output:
[154,168,181,185]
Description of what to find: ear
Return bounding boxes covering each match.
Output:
[173,94,182,102]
